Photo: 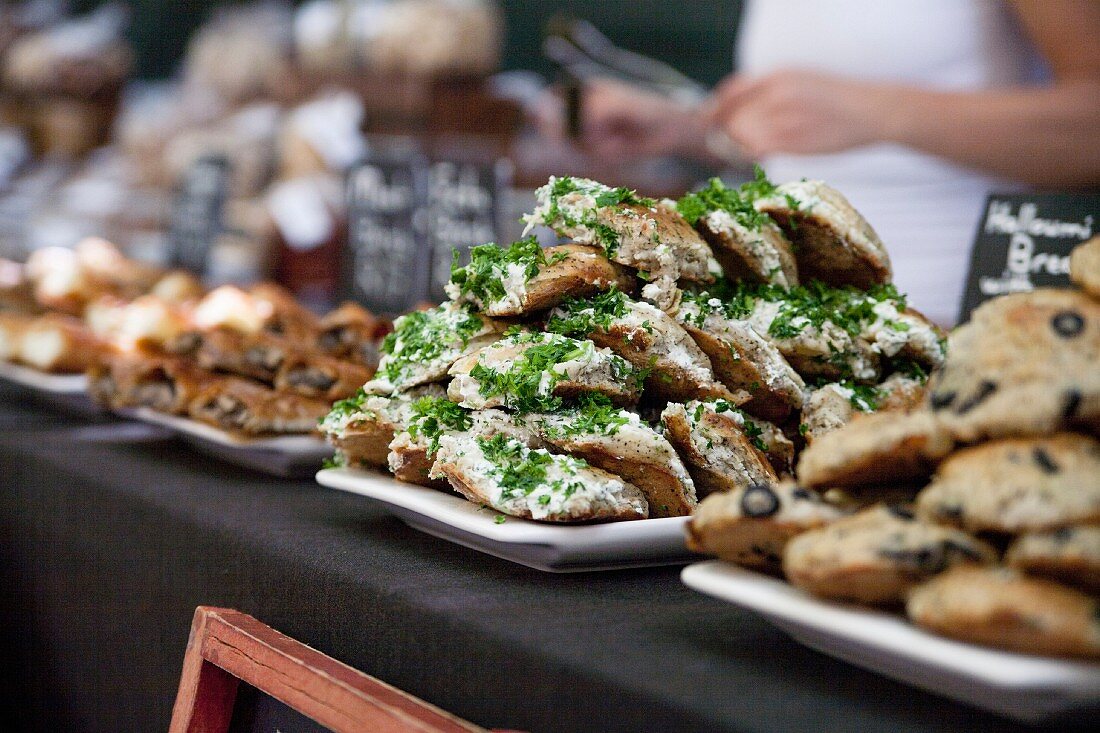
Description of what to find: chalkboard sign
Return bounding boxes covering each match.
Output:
[959,192,1100,321]
[426,158,513,301]
[169,606,488,733]
[343,147,431,315]
[342,137,512,314]
[170,154,231,274]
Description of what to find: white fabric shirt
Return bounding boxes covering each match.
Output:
[738,0,1047,324]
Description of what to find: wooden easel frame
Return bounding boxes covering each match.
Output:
[169,606,489,733]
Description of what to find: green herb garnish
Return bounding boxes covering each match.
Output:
[321,453,347,469]
[477,433,589,503]
[676,176,773,230]
[449,237,565,305]
[545,287,630,338]
[534,177,655,258]
[469,334,634,414]
[406,397,471,457]
[379,303,485,386]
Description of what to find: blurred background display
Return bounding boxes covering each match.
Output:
[0,0,1095,323]
[0,0,744,315]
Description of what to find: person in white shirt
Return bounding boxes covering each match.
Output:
[570,0,1100,325]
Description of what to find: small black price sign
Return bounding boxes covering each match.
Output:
[425,159,512,301]
[343,150,431,315]
[959,192,1099,322]
[170,154,231,274]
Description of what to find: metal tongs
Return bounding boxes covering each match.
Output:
[542,14,744,163]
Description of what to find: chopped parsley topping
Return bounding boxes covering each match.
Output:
[738,164,779,200]
[841,381,883,412]
[469,334,634,413]
[811,378,883,412]
[323,387,367,423]
[448,237,565,304]
[544,287,629,338]
[321,453,347,469]
[683,279,908,343]
[379,303,485,385]
[541,393,632,438]
[887,358,929,383]
[534,176,655,258]
[405,397,471,457]
[477,433,588,503]
[676,176,774,230]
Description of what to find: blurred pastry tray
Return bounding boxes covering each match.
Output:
[117,407,332,478]
[317,467,696,572]
[681,560,1100,725]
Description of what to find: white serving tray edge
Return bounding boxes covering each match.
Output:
[681,560,1100,723]
[317,466,695,572]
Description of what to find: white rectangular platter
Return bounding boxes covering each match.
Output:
[317,466,696,572]
[118,407,332,477]
[0,360,87,393]
[681,560,1100,724]
[0,359,105,417]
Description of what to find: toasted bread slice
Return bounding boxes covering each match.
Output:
[677,299,805,421]
[802,373,928,444]
[754,180,891,288]
[547,290,741,403]
[661,401,779,499]
[530,408,697,517]
[430,432,648,522]
[697,209,798,287]
[388,406,541,488]
[364,302,504,395]
[319,385,445,469]
[797,410,954,489]
[448,332,639,410]
[524,177,713,311]
[687,481,843,572]
[447,241,635,317]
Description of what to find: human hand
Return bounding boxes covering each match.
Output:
[533,77,704,162]
[704,69,896,158]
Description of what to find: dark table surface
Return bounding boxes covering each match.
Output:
[0,392,1085,733]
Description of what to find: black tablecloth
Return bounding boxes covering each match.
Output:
[0,395,1082,733]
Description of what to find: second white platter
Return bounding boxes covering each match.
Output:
[0,361,88,393]
[681,560,1100,725]
[316,466,696,572]
[118,407,332,477]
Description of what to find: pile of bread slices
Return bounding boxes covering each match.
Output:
[690,236,1100,658]
[321,171,945,523]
